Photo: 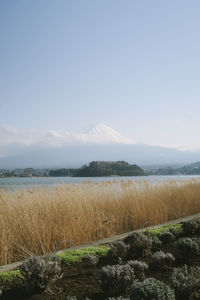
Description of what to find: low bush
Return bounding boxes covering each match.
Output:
[181,219,200,236]
[168,226,182,238]
[150,251,175,270]
[99,263,135,296]
[151,236,162,251]
[108,241,130,260]
[19,254,63,293]
[127,260,148,281]
[130,277,175,300]
[82,254,99,266]
[169,265,200,298]
[124,232,152,258]
[174,237,199,260]
[159,232,175,244]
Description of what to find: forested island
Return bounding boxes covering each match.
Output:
[73,161,146,177]
[49,161,146,177]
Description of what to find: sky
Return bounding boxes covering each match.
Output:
[1,0,200,150]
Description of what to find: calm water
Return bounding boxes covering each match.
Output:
[1,175,200,190]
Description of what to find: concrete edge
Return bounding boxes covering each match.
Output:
[0,212,199,274]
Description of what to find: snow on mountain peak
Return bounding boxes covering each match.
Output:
[83,123,134,144]
[85,123,116,134]
[44,123,134,145]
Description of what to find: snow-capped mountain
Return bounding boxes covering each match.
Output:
[1,123,200,168]
[82,123,134,144]
[0,123,134,157]
[37,123,134,146]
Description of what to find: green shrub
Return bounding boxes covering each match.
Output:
[151,236,162,251]
[108,241,130,259]
[82,254,99,266]
[20,254,62,293]
[127,260,148,281]
[159,232,175,244]
[99,263,135,296]
[175,237,199,260]
[181,220,200,236]
[130,278,175,300]
[169,265,200,298]
[124,232,152,258]
[150,251,175,270]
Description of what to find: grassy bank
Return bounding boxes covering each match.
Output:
[0,178,200,265]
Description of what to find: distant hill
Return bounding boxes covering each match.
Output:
[1,144,200,169]
[148,161,200,175]
[74,161,146,177]
[178,161,200,175]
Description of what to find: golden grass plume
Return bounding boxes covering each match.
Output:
[0,178,200,265]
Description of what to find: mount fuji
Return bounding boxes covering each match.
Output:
[0,123,200,168]
[0,123,134,155]
[82,123,134,144]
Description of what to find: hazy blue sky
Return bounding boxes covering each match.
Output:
[1,0,200,149]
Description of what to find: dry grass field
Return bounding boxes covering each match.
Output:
[0,178,200,265]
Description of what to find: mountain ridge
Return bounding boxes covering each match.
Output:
[1,123,200,168]
[1,143,200,169]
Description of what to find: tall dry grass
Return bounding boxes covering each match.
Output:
[0,178,200,265]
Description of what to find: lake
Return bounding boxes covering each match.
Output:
[1,175,200,190]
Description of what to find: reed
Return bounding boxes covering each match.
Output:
[0,178,200,265]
